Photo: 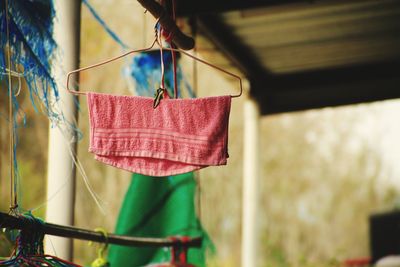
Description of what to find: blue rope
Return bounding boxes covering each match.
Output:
[82,0,129,49]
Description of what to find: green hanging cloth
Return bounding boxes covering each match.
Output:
[108,172,213,267]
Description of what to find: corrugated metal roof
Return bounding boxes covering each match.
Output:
[179,0,400,114]
[223,0,400,73]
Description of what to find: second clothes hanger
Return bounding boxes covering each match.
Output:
[66,22,243,99]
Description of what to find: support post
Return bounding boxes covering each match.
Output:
[45,0,81,260]
[242,95,260,267]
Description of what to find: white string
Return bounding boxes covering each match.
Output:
[29,78,107,215]
[31,125,106,215]
[54,66,107,214]
[47,236,58,256]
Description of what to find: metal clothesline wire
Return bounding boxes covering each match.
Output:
[0,212,202,248]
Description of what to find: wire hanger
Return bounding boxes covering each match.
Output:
[66,23,242,98]
[0,68,23,97]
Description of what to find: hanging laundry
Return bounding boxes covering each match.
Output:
[68,5,241,176]
[107,172,213,266]
[87,92,231,176]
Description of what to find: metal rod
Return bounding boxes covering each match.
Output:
[0,212,202,248]
[137,0,195,50]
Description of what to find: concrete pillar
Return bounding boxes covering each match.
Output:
[242,95,261,267]
[45,0,81,260]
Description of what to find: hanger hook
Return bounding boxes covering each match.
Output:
[88,228,109,267]
[96,227,108,252]
[154,18,161,38]
[1,68,24,97]
[88,228,109,255]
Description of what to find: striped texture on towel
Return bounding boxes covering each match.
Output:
[87,92,231,176]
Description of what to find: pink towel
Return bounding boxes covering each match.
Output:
[87,92,231,176]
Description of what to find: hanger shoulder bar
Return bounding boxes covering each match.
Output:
[165,46,243,98]
[0,212,202,248]
[66,40,158,95]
